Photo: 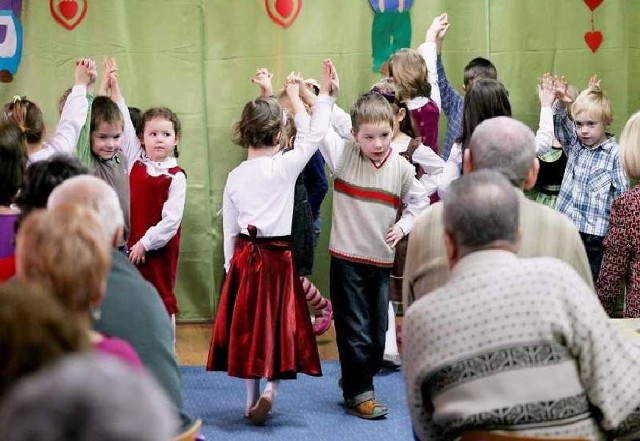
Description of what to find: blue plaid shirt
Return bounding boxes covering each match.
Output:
[553,106,628,237]
[437,55,464,161]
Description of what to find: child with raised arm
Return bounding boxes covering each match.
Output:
[252,67,334,335]
[3,59,94,162]
[388,35,440,155]
[207,60,337,426]
[429,12,497,160]
[319,90,429,419]
[526,73,574,208]
[102,60,187,321]
[554,75,629,282]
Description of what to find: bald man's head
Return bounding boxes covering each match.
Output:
[467,116,537,189]
[47,175,124,246]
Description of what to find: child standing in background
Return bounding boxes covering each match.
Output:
[103,59,187,321]
[553,76,628,282]
[428,12,498,160]
[320,91,429,419]
[126,107,186,321]
[207,60,337,426]
[388,39,440,155]
[370,78,444,367]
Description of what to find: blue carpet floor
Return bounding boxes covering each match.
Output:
[180,361,413,440]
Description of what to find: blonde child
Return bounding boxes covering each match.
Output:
[318,89,429,419]
[553,75,629,282]
[3,58,94,161]
[207,60,337,426]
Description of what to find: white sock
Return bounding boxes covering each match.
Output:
[245,379,260,410]
[171,314,176,350]
[263,380,280,402]
[384,302,398,356]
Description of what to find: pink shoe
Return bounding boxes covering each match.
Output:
[313,300,333,335]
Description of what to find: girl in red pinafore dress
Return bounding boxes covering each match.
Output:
[126,108,186,326]
[207,60,338,426]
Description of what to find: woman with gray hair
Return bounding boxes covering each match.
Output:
[0,353,178,441]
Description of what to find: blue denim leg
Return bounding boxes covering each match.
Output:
[330,257,390,407]
[580,232,604,283]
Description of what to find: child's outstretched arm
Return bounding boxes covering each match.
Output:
[419,16,445,109]
[432,13,458,117]
[30,58,93,162]
[535,73,556,155]
[552,75,578,152]
[252,68,274,97]
[107,59,143,168]
[129,169,187,264]
[284,60,337,176]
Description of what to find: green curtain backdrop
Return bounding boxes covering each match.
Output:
[3,0,639,321]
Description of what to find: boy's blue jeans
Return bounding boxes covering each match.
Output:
[580,232,604,283]
[330,256,389,407]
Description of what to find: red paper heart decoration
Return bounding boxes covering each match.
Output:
[584,0,604,11]
[50,0,88,31]
[585,31,603,53]
[265,0,302,28]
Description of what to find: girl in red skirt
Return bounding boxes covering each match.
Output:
[207,60,338,425]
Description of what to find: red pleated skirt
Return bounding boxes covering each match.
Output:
[206,229,322,380]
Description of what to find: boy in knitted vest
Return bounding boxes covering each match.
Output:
[319,91,429,419]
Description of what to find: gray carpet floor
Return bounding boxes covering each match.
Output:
[180,361,413,440]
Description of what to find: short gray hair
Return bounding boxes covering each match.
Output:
[0,354,178,441]
[468,116,536,187]
[443,170,519,254]
[47,175,124,242]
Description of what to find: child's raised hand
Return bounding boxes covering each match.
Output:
[537,73,555,107]
[74,58,94,87]
[588,74,601,90]
[98,57,118,96]
[319,59,339,97]
[252,68,274,97]
[553,75,573,105]
[385,224,405,248]
[284,74,300,98]
[128,241,146,265]
[426,13,449,44]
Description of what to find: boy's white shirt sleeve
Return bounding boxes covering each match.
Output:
[114,96,143,169]
[535,106,554,156]
[319,125,345,173]
[222,184,240,273]
[331,103,353,140]
[437,143,463,198]
[397,178,429,235]
[29,85,88,162]
[417,42,441,110]
[139,171,186,251]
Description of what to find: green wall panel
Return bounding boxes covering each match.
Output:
[3,0,639,321]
